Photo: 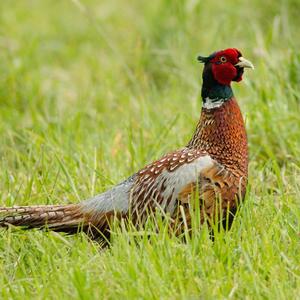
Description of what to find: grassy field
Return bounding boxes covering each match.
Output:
[0,0,300,299]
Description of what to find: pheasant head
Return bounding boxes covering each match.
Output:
[198,48,254,85]
[198,48,254,109]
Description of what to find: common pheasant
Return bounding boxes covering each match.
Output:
[0,48,254,240]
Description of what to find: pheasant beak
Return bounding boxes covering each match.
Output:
[235,57,254,69]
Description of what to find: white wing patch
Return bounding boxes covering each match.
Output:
[146,155,214,214]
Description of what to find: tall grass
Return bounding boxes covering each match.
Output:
[0,0,299,298]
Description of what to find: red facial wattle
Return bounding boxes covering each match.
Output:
[210,48,243,85]
[212,63,239,85]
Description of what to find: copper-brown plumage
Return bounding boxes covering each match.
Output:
[0,48,254,240]
[189,97,248,179]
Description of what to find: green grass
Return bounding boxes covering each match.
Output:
[0,0,300,298]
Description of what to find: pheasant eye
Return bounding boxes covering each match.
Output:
[220,56,227,63]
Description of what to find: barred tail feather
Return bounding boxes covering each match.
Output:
[0,204,86,234]
[0,179,133,239]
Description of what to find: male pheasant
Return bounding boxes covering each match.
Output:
[0,48,254,239]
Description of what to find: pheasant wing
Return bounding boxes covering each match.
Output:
[129,148,245,227]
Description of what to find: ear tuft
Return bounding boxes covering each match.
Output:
[197,52,217,64]
[197,56,210,63]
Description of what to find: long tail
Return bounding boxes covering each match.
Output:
[0,204,86,234]
[0,179,133,239]
[0,203,122,241]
